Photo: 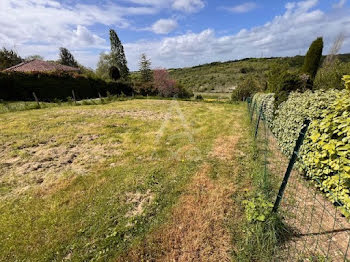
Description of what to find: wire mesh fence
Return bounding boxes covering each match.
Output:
[247,98,350,261]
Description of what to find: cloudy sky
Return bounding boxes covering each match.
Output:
[1,0,349,70]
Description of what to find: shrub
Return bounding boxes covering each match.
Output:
[195,94,203,100]
[153,69,177,97]
[343,75,350,90]
[301,90,350,216]
[314,61,350,90]
[252,93,275,129]
[109,66,121,81]
[153,69,192,98]
[175,83,193,99]
[133,81,157,96]
[302,37,324,80]
[271,72,304,109]
[231,77,260,101]
[272,90,340,158]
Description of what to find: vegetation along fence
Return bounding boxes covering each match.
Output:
[247,96,350,261]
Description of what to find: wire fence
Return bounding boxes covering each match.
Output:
[247,98,350,261]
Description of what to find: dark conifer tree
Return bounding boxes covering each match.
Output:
[302,37,324,80]
[139,53,153,82]
[58,47,78,68]
[109,29,129,79]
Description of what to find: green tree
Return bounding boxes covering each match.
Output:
[109,29,129,79]
[0,48,23,70]
[109,66,121,81]
[139,53,153,82]
[58,47,78,67]
[96,53,112,81]
[25,55,44,61]
[302,37,324,79]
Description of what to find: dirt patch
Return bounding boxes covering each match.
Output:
[0,134,121,198]
[125,190,154,218]
[210,136,240,161]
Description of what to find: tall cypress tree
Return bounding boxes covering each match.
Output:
[109,29,129,79]
[58,47,78,67]
[139,53,153,82]
[302,37,324,80]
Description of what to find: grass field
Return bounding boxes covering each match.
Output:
[0,99,251,261]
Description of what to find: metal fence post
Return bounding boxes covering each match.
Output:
[250,101,256,122]
[254,105,263,139]
[272,119,311,212]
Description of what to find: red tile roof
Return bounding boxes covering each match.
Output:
[3,60,80,73]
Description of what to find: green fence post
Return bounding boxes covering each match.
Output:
[250,101,256,122]
[254,105,263,139]
[272,119,310,213]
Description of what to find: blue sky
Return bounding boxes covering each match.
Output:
[0,0,349,70]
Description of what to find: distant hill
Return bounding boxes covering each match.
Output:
[168,54,350,93]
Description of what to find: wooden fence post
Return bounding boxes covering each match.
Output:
[72,90,77,105]
[32,92,40,108]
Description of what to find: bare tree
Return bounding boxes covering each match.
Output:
[323,33,344,67]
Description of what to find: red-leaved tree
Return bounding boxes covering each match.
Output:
[153,68,178,97]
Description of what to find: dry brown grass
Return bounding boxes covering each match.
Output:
[118,131,243,262]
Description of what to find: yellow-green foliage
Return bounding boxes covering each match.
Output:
[272,90,340,157]
[343,75,350,90]
[301,91,350,216]
[252,93,275,129]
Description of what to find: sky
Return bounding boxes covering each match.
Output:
[0,0,350,70]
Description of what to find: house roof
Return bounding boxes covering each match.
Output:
[3,60,80,73]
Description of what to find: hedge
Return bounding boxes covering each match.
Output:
[0,72,134,101]
[253,89,350,216]
[272,90,340,157]
[301,91,350,216]
[252,93,274,129]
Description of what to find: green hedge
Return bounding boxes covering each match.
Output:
[0,72,133,101]
[252,93,275,129]
[301,92,350,216]
[272,90,340,157]
[253,89,350,216]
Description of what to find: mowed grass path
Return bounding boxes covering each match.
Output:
[0,99,248,261]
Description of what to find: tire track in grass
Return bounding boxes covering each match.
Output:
[120,133,242,261]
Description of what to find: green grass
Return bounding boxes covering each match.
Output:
[0,99,247,261]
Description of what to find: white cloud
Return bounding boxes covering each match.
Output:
[123,0,205,13]
[72,26,105,47]
[123,0,350,70]
[224,2,258,13]
[0,0,157,66]
[172,0,205,13]
[333,0,347,8]
[151,19,178,34]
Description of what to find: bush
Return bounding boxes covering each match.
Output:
[133,81,157,96]
[231,77,260,101]
[0,72,134,101]
[195,94,203,100]
[272,90,340,157]
[252,93,275,129]
[175,83,193,99]
[314,61,350,90]
[301,90,350,216]
[343,75,350,90]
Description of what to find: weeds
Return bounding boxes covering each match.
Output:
[232,111,290,262]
